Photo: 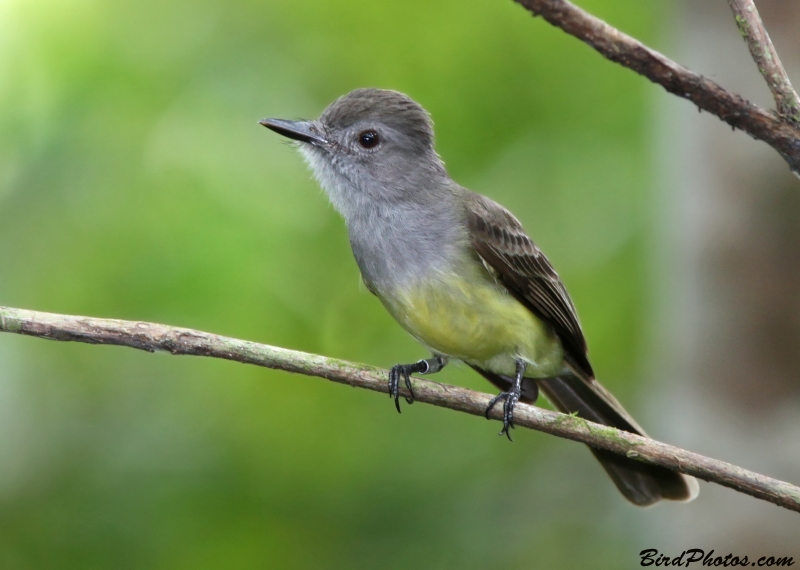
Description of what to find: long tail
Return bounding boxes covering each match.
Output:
[469,365,699,506]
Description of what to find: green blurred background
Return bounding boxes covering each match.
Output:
[0,0,697,567]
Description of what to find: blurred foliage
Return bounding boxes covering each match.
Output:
[0,0,671,567]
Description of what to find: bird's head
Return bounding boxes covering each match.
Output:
[260,88,447,216]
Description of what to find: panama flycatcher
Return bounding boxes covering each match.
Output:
[260,88,698,506]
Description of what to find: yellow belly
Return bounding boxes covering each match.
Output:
[381,270,564,378]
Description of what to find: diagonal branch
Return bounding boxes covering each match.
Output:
[727,0,800,125]
[512,0,800,174]
[1,305,799,513]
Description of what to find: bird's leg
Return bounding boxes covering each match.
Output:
[484,360,526,441]
[389,356,447,413]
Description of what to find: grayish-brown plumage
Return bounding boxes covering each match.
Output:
[261,88,699,506]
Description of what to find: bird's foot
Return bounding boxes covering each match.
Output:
[388,356,446,413]
[484,360,526,441]
[484,388,521,440]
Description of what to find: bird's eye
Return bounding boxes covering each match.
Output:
[358,130,379,148]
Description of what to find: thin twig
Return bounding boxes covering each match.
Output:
[512,0,800,174]
[727,0,800,125]
[1,306,799,513]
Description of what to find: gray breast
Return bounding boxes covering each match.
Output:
[346,198,468,295]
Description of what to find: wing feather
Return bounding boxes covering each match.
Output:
[464,192,700,504]
[465,192,593,378]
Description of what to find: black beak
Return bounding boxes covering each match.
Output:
[259,118,327,145]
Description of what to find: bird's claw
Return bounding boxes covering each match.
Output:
[388,357,447,413]
[389,362,425,413]
[484,360,526,441]
[484,388,521,441]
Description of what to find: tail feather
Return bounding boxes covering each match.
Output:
[469,365,699,506]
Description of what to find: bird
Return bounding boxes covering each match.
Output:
[260,88,698,506]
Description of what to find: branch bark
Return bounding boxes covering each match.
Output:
[512,0,800,174]
[1,306,799,513]
[727,0,800,125]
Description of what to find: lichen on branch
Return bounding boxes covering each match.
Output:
[2,305,799,514]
